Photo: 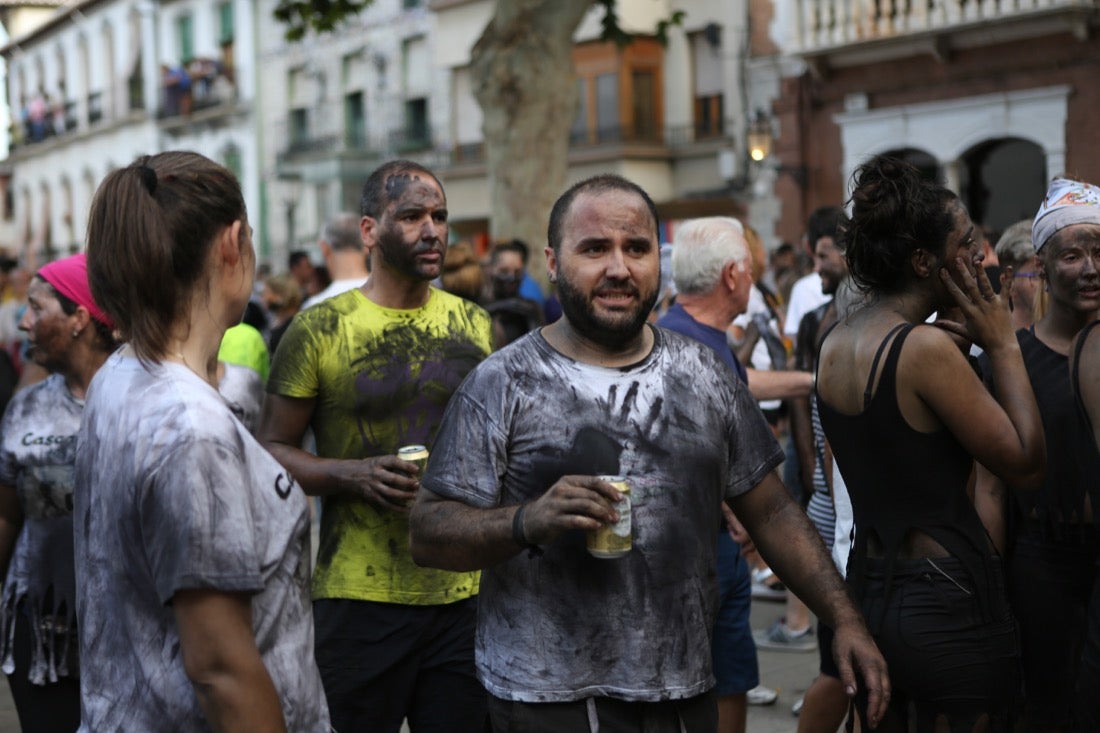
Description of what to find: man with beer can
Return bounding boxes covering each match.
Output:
[259,160,492,732]
[410,174,889,732]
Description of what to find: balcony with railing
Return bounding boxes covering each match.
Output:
[275,100,398,182]
[8,96,81,153]
[793,0,1097,62]
[158,58,239,125]
[438,121,730,175]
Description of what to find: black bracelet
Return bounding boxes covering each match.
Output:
[511,504,543,558]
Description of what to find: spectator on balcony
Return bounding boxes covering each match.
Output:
[27,92,47,142]
[160,63,192,117]
[50,94,66,137]
[302,213,370,310]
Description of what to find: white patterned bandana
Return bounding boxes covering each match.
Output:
[1033,177,1100,253]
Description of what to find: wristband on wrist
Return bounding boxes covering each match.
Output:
[511,504,543,558]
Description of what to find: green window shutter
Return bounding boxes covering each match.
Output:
[178,15,194,63]
[219,3,234,45]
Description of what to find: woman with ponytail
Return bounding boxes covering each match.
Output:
[815,156,1044,731]
[75,152,329,732]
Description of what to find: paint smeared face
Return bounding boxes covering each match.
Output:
[20,277,76,372]
[1041,223,1100,314]
[548,189,660,349]
[934,203,981,309]
[373,173,449,281]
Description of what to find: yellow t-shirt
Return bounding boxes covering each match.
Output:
[268,287,491,604]
[218,323,269,382]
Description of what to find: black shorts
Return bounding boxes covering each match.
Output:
[1008,534,1100,727]
[487,691,716,733]
[313,597,485,733]
[1077,562,1100,731]
[856,555,1020,731]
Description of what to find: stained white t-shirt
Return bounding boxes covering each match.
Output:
[423,328,784,703]
[75,352,329,732]
[218,361,264,435]
[0,373,82,684]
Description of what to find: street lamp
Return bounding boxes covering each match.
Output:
[748,111,772,163]
[746,109,807,188]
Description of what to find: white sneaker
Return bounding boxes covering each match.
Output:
[746,685,778,706]
[791,696,805,716]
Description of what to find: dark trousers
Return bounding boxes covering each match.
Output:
[1008,535,1098,728]
[488,691,717,733]
[5,607,80,733]
[1076,563,1100,732]
[314,596,485,733]
[857,556,1019,732]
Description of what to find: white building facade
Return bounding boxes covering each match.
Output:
[257,0,443,269]
[2,0,260,262]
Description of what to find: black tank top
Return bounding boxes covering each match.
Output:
[1071,320,1100,532]
[816,324,996,622]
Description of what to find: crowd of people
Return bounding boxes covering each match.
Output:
[0,148,1095,733]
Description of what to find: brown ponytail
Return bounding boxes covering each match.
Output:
[86,151,245,362]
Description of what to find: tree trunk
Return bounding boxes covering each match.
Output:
[470,0,593,286]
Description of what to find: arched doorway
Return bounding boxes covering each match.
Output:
[958,138,1046,235]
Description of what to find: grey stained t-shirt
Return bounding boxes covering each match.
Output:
[0,373,82,685]
[218,360,265,435]
[422,327,783,703]
[74,352,329,732]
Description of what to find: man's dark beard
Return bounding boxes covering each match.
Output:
[556,272,658,350]
[377,225,441,281]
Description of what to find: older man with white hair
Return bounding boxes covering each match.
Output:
[656,217,774,733]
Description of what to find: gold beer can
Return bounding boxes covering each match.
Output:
[586,476,631,559]
[397,444,430,475]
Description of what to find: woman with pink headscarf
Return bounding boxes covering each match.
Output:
[0,253,116,732]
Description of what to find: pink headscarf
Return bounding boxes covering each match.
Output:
[37,253,115,330]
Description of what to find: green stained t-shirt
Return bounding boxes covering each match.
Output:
[268,287,491,604]
[219,323,270,382]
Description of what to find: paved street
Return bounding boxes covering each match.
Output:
[0,595,820,732]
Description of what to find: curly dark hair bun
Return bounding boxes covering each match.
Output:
[844,155,960,295]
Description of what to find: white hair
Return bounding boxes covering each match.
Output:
[671,217,749,295]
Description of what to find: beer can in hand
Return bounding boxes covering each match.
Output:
[586,476,631,559]
[397,445,430,476]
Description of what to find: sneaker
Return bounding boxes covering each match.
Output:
[750,568,786,601]
[753,618,817,652]
[791,695,804,716]
[746,685,778,706]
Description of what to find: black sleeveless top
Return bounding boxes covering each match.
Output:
[816,324,996,621]
[1071,320,1100,533]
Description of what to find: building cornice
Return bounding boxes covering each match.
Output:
[1,0,116,57]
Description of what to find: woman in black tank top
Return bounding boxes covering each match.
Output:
[1064,209,1100,730]
[815,157,1045,732]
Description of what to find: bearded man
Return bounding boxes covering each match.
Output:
[259,159,492,732]
[409,174,889,733]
